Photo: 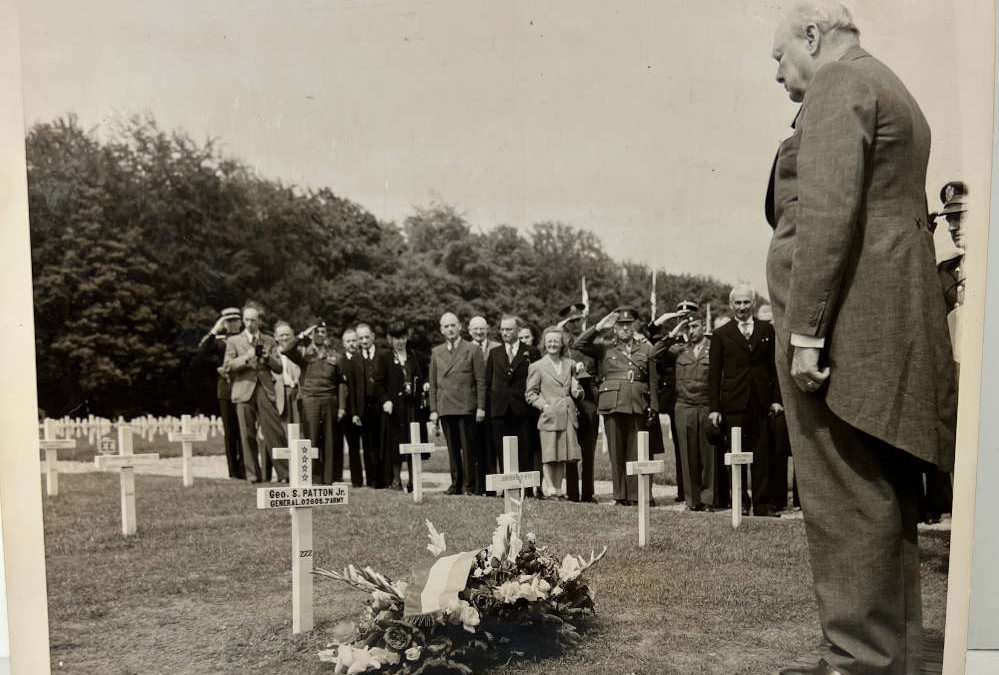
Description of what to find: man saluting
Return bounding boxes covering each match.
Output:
[765,3,957,674]
[574,307,659,506]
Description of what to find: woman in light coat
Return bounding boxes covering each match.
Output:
[525,325,582,498]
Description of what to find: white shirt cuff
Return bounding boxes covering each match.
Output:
[790,333,825,348]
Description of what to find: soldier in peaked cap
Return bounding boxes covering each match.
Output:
[194,307,245,479]
[574,306,659,505]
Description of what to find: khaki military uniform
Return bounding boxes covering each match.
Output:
[574,328,659,502]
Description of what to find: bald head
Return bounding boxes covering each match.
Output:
[469,315,489,343]
[440,312,461,341]
[729,284,756,322]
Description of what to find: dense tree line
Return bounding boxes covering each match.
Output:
[27,115,733,417]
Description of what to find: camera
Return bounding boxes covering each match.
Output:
[254,343,265,359]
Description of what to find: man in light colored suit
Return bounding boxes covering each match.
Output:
[428,312,486,495]
[766,4,957,674]
[223,305,289,483]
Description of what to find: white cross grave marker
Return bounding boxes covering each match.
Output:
[626,430,666,547]
[39,418,76,496]
[485,436,541,514]
[258,423,348,634]
[399,422,444,503]
[94,423,161,536]
[724,426,753,529]
[167,414,208,487]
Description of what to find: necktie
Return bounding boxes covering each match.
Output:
[507,344,514,361]
[740,322,752,340]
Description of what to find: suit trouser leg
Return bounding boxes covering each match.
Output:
[344,425,363,486]
[777,351,923,675]
[668,409,685,501]
[723,412,754,509]
[578,401,597,501]
[256,387,288,480]
[219,397,245,479]
[361,405,382,487]
[236,400,262,481]
[675,402,703,509]
[473,418,490,494]
[697,407,716,506]
[440,415,470,491]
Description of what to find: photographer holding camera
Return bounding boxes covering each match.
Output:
[222,304,289,483]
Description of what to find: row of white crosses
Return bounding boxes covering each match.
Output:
[38,414,224,444]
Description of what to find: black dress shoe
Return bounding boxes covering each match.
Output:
[445,486,461,495]
[582,496,598,504]
[614,499,628,506]
[779,658,845,675]
[648,498,657,508]
[689,504,705,512]
[673,495,684,503]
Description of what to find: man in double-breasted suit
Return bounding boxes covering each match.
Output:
[428,312,487,495]
[575,307,659,505]
[485,315,540,496]
[708,285,783,516]
[766,5,957,674]
[223,305,288,483]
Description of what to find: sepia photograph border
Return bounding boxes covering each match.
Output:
[1,1,997,673]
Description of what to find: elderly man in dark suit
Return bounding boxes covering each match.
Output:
[765,4,957,674]
[348,322,387,488]
[428,312,487,495]
[194,307,245,479]
[708,284,783,516]
[485,314,540,496]
[222,304,288,483]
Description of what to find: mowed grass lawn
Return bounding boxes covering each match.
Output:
[42,471,951,675]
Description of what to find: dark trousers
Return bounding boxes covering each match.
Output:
[721,407,778,514]
[919,468,953,520]
[344,424,363,486]
[218,395,245,479]
[604,413,647,502]
[769,410,792,510]
[472,417,491,495]
[675,401,715,509]
[235,386,288,482]
[361,402,384,487]
[666,409,684,500]
[777,349,924,675]
[492,410,534,496]
[566,399,597,501]
[440,414,475,492]
[301,395,341,485]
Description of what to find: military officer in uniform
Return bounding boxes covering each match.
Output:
[574,307,659,505]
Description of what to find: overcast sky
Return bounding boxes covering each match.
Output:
[16,0,982,294]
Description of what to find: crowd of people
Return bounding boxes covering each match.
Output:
[193,288,797,512]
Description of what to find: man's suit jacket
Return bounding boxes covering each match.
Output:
[223,332,283,404]
[485,342,539,418]
[707,320,779,414]
[428,338,486,416]
[766,46,957,468]
[346,348,386,417]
